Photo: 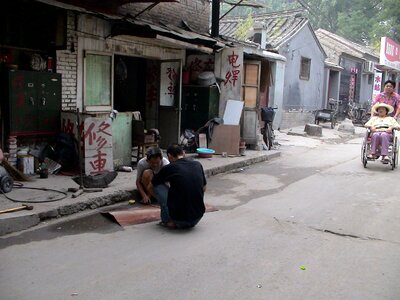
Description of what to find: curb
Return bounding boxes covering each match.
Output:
[204,150,280,177]
[0,151,280,236]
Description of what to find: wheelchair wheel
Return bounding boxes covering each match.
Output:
[361,142,367,168]
[392,136,398,170]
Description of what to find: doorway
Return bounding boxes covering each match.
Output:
[113,55,146,113]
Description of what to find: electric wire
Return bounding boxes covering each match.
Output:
[0,184,68,203]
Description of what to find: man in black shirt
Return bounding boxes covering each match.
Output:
[152,144,207,229]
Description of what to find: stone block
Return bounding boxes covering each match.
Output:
[304,123,322,136]
[338,118,355,134]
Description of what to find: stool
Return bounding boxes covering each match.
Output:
[135,142,159,163]
[132,119,159,163]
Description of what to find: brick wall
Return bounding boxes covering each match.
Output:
[56,11,78,111]
[120,0,210,33]
[55,1,210,110]
[279,111,314,130]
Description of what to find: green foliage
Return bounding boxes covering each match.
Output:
[378,0,400,42]
[219,0,400,46]
[234,14,254,40]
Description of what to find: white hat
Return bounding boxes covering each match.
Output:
[372,102,394,114]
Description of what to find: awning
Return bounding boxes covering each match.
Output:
[111,19,226,52]
[325,61,344,71]
[242,46,286,62]
[36,0,177,15]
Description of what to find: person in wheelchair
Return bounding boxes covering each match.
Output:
[365,103,400,161]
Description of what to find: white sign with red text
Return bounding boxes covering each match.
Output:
[380,37,400,71]
[373,70,383,99]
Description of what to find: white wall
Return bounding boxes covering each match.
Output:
[279,25,326,112]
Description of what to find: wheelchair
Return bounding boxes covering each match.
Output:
[361,128,398,170]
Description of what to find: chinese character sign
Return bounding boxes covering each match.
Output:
[187,55,215,72]
[224,51,241,87]
[84,117,113,175]
[146,61,159,108]
[218,48,243,115]
[160,61,180,106]
[373,70,383,99]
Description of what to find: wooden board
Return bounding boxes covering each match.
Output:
[208,125,240,155]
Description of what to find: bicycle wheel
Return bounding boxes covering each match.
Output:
[331,117,336,129]
[263,124,274,150]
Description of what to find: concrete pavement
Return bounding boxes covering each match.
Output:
[0,148,280,236]
[0,123,365,236]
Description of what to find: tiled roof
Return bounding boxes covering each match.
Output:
[219,8,309,50]
[315,29,379,65]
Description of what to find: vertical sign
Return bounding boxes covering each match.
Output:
[160,62,179,106]
[83,117,113,175]
[146,61,159,108]
[373,70,383,99]
[218,48,243,115]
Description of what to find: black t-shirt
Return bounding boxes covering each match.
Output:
[152,158,207,222]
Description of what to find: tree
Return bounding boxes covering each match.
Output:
[376,0,400,43]
[219,0,400,46]
[234,14,254,40]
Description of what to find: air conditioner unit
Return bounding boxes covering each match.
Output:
[363,61,374,73]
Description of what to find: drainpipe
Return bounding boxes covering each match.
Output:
[211,0,220,38]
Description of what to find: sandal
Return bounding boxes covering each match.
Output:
[367,154,374,159]
[157,221,176,229]
[383,156,390,161]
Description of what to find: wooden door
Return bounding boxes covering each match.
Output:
[241,61,260,144]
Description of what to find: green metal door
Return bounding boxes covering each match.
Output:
[36,72,61,133]
[9,71,37,135]
[8,70,61,136]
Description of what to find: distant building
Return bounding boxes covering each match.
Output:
[315,28,379,108]
[220,9,327,129]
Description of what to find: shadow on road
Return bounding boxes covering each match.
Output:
[0,212,122,249]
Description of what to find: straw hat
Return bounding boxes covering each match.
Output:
[372,102,394,114]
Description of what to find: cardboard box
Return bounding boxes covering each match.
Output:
[208,125,240,155]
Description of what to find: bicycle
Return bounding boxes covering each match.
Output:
[346,101,371,125]
[260,107,278,150]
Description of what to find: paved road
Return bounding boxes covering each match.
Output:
[1,135,399,299]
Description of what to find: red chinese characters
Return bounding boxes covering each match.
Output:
[83,119,112,174]
[166,67,177,97]
[224,51,241,87]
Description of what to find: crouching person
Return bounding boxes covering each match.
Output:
[136,147,169,204]
[152,144,207,229]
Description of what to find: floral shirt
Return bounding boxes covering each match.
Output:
[365,116,400,132]
[372,92,400,117]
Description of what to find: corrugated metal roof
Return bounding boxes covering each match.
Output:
[315,29,379,65]
[220,8,309,49]
[36,0,177,15]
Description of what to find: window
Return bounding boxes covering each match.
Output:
[84,52,113,111]
[242,62,260,108]
[300,57,311,80]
